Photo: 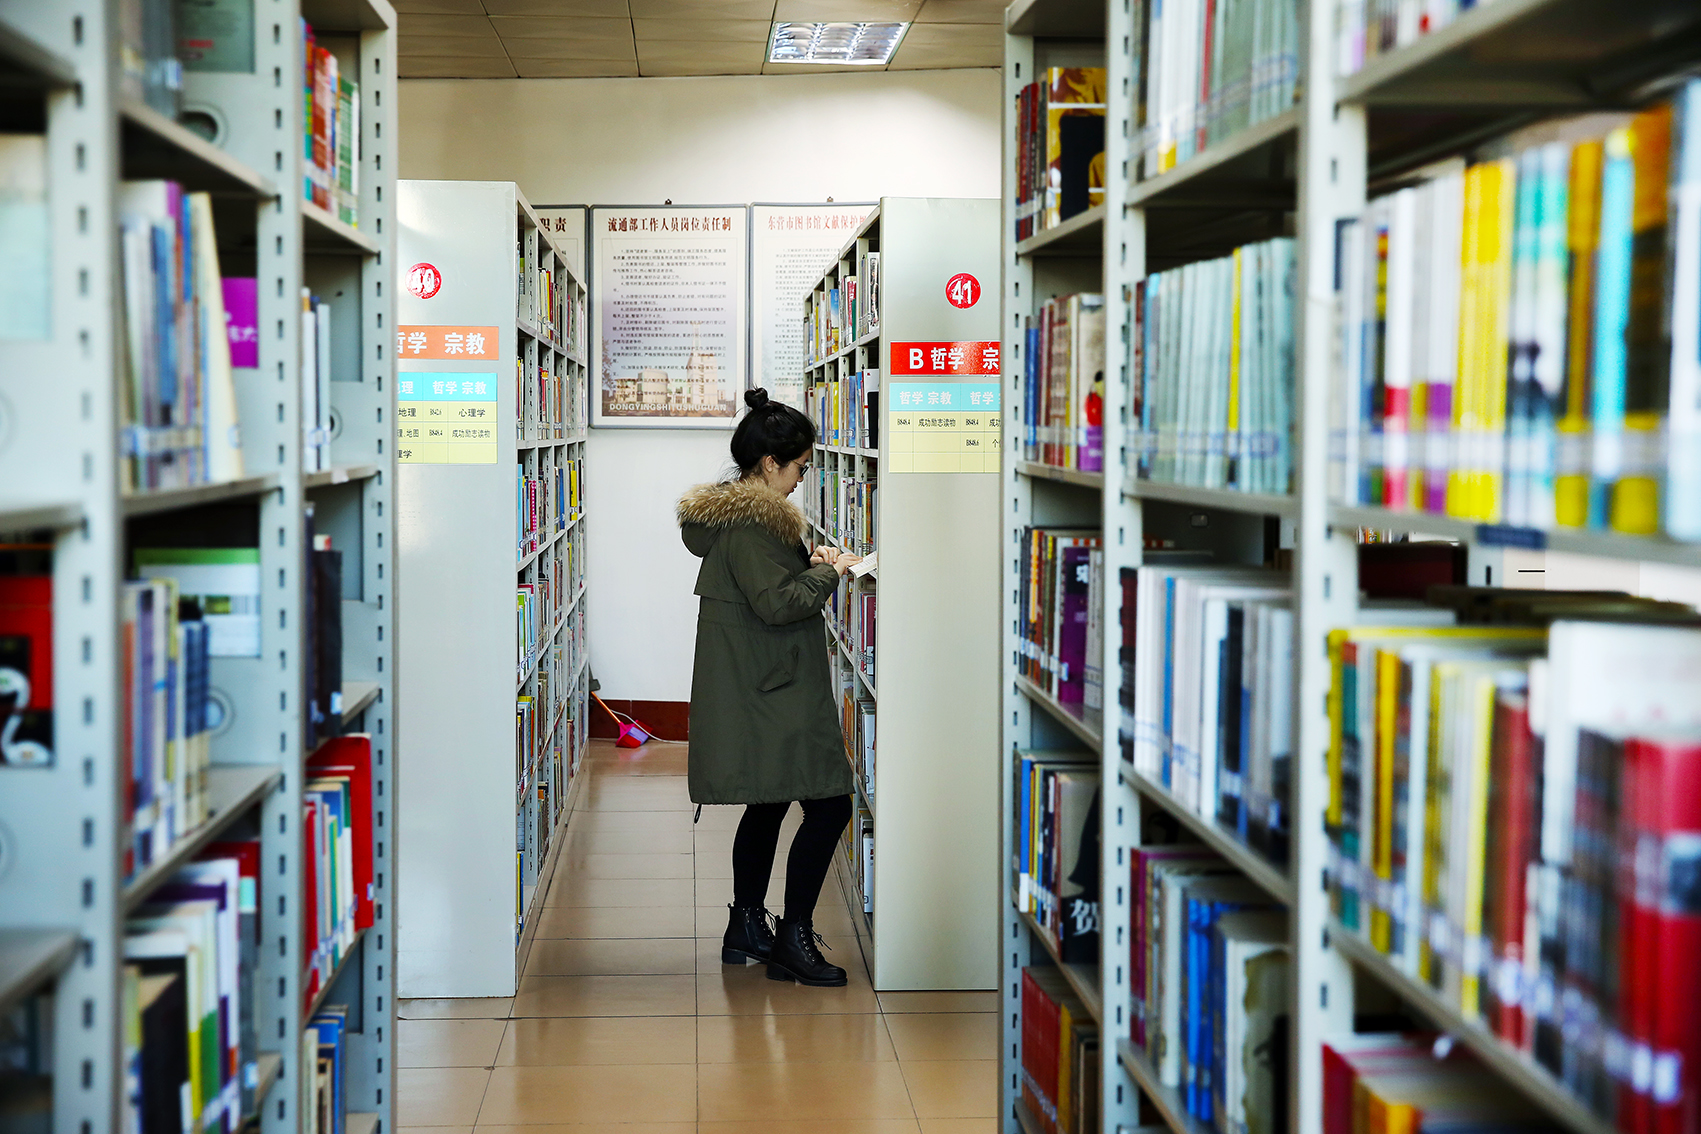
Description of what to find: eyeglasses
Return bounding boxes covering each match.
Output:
[793,460,812,476]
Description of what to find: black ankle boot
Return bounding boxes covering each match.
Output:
[721,904,775,965]
[765,918,847,986]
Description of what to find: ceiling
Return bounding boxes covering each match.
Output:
[394,0,1006,79]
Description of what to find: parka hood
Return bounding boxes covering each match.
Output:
[677,479,807,557]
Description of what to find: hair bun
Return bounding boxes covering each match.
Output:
[744,388,770,410]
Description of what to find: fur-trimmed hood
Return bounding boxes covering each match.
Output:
[677,479,806,556]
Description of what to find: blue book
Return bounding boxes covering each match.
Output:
[1180,877,1271,1119]
[1590,124,1635,528]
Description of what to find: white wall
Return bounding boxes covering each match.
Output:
[400,69,1001,700]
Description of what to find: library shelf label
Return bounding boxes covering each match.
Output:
[945,272,982,308]
[406,261,443,299]
[396,373,499,464]
[395,324,500,360]
[890,340,1002,376]
[889,382,1002,474]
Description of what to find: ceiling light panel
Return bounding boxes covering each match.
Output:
[766,21,909,65]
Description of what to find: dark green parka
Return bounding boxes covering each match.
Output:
[677,479,855,805]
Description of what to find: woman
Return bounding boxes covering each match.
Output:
[676,387,862,987]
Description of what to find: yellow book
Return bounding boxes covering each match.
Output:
[1057,1001,1075,1134]
[1370,648,1400,953]
[1614,102,1674,534]
[1556,138,1604,527]
[1448,165,1484,517]
[1228,247,1243,474]
[1417,661,1449,988]
[1475,159,1516,522]
[1457,668,1499,1018]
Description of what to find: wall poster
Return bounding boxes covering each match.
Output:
[749,203,877,411]
[531,206,586,278]
[591,205,748,429]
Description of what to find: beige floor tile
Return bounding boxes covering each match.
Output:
[396,997,513,1020]
[474,1127,692,1134]
[394,1066,488,1126]
[509,973,696,1017]
[568,810,694,835]
[396,1129,472,1134]
[697,1060,916,1121]
[694,874,786,906]
[877,991,999,1014]
[917,1120,999,1133]
[699,1124,920,1134]
[696,963,880,1016]
[396,1018,506,1068]
[691,851,786,879]
[545,876,696,907]
[562,825,694,854]
[898,1060,997,1118]
[559,852,695,879]
[532,903,695,940]
[696,935,768,973]
[495,1015,696,1065]
[475,1063,697,1124]
[577,779,693,811]
[882,1013,999,1061]
[526,937,697,977]
[697,1012,896,1063]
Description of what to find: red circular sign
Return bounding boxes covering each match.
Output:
[406,262,443,299]
[945,272,981,309]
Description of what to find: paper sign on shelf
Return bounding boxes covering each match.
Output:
[396,372,498,464]
[888,382,1000,474]
[395,325,500,360]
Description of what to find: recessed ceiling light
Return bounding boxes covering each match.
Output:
[766,21,909,66]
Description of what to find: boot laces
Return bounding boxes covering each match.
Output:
[797,924,830,965]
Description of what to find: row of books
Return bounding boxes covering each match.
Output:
[1019,966,1101,1134]
[826,573,876,684]
[1131,235,1296,495]
[1331,87,1701,537]
[1326,604,1701,1128]
[302,21,360,227]
[805,253,881,363]
[303,736,376,1011]
[123,841,259,1134]
[1122,563,1294,865]
[518,255,583,352]
[515,582,557,681]
[1128,848,1288,1133]
[803,468,878,558]
[1013,752,1099,961]
[302,1005,354,1134]
[806,369,882,451]
[0,571,53,768]
[1014,68,1107,242]
[1323,1032,1547,1134]
[119,181,244,491]
[1134,0,1301,178]
[1017,528,1107,711]
[1334,0,1496,78]
[517,352,571,440]
[516,458,578,559]
[840,681,875,804]
[121,577,214,882]
[839,802,874,915]
[1021,293,1106,472]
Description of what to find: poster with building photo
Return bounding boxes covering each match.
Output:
[591,205,748,428]
[750,204,877,411]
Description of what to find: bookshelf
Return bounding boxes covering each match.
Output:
[0,0,399,1131]
[1000,0,1701,1132]
[395,181,590,999]
[799,198,1001,990]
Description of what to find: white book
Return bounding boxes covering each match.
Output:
[188,193,243,483]
[1384,188,1418,508]
[1334,217,1366,502]
[1215,910,1288,1134]
[1667,80,1701,538]
[315,299,332,472]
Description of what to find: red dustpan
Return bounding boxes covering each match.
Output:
[592,692,652,748]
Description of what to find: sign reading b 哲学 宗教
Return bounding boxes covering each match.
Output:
[888,382,1001,473]
[396,373,498,464]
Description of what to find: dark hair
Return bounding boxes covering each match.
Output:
[730,388,815,476]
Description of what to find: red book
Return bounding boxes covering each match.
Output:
[1621,737,1653,1134]
[201,839,261,921]
[1484,690,1536,1045]
[307,734,376,930]
[1637,735,1701,1134]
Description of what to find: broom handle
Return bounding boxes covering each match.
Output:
[590,691,637,727]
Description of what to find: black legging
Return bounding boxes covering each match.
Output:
[730,795,853,921]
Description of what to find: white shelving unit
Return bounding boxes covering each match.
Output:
[801,198,1002,990]
[0,0,399,1130]
[396,181,590,999]
[998,0,1701,1132]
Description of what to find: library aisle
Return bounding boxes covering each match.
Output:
[393,739,997,1133]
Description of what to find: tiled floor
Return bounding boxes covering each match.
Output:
[397,738,998,1133]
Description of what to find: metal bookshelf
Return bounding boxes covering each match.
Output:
[801,198,1002,990]
[395,181,591,999]
[999,0,1701,1132]
[0,1,399,1131]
